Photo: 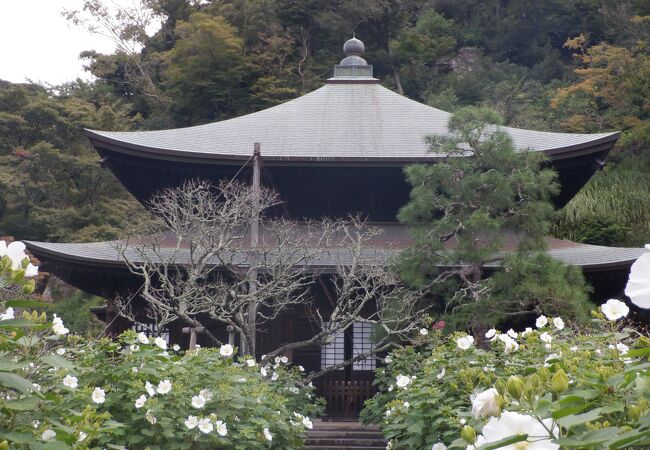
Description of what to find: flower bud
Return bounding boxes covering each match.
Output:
[507,376,525,400]
[461,425,477,444]
[538,367,551,383]
[11,269,25,284]
[22,279,35,294]
[495,379,507,396]
[551,369,569,393]
[628,405,642,421]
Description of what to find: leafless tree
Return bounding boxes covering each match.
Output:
[117,179,428,378]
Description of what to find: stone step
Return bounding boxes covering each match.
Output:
[305,421,386,450]
[305,446,386,450]
[308,431,385,439]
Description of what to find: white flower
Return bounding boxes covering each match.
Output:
[263,427,273,441]
[536,315,548,328]
[192,394,207,409]
[130,344,140,352]
[77,431,87,442]
[471,388,501,419]
[553,317,565,330]
[246,359,256,367]
[601,299,630,321]
[185,415,199,429]
[172,344,180,351]
[137,332,149,344]
[570,346,579,352]
[502,336,519,355]
[437,368,446,379]
[432,444,447,450]
[481,411,559,449]
[145,381,156,396]
[32,383,41,392]
[466,435,486,450]
[3,241,28,270]
[199,388,213,400]
[198,418,213,434]
[545,343,552,350]
[384,355,393,363]
[485,328,497,339]
[456,335,475,350]
[403,401,410,408]
[506,329,518,339]
[63,375,78,389]
[132,367,138,373]
[56,348,66,355]
[298,365,305,372]
[157,379,172,394]
[609,343,629,355]
[595,348,602,355]
[41,429,56,441]
[91,387,105,404]
[154,337,167,349]
[145,409,157,425]
[540,332,552,343]
[460,418,467,425]
[419,328,429,336]
[260,367,267,377]
[25,263,39,277]
[521,327,533,337]
[219,344,234,357]
[302,416,313,429]
[51,315,69,335]
[395,374,412,389]
[215,420,228,436]
[135,394,147,408]
[0,307,14,321]
[625,248,650,309]
[271,372,279,381]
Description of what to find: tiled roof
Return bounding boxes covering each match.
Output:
[86,83,618,163]
[25,225,645,272]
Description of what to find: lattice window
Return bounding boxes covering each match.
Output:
[352,322,376,371]
[131,322,169,344]
[320,323,344,371]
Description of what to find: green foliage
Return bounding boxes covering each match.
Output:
[362,313,650,449]
[49,292,104,337]
[398,107,588,331]
[163,13,249,124]
[0,323,322,449]
[555,165,650,246]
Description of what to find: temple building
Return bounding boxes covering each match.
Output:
[25,38,645,417]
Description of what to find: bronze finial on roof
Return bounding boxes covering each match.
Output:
[333,36,374,79]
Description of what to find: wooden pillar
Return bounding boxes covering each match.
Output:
[247,143,261,356]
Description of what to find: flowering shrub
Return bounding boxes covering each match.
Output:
[1,241,322,449]
[362,304,650,449]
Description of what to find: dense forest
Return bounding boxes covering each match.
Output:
[0,0,648,246]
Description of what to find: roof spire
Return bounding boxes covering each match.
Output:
[332,36,374,80]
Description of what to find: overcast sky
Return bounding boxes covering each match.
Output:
[0,1,155,85]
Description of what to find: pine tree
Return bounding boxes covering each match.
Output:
[397,106,591,333]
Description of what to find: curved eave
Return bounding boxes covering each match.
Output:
[86,128,619,167]
[25,239,645,274]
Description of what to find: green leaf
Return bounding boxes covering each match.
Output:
[0,318,36,328]
[626,348,650,358]
[41,354,75,370]
[555,427,623,447]
[1,396,40,410]
[5,299,50,309]
[479,434,528,450]
[607,429,650,449]
[0,372,37,394]
[1,431,36,443]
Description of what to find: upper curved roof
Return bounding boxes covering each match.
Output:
[86,82,619,164]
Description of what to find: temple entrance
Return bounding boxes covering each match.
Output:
[316,322,377,418]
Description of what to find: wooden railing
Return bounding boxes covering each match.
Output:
[320,380,376,418]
